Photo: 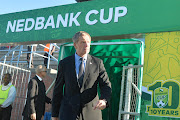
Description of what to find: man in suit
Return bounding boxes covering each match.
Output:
[22,65,51,120]
[52,31,112,120]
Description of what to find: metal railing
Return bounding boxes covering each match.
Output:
[0,44,60,69]
[118,64,143,120]
[28,43,59,69]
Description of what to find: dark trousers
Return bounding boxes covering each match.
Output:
[44,52,53,67]
[27,46,33,66]
[23,116,31,120]
[44,52,48,67]
[0,105,12,120]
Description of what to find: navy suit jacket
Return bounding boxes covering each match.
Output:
[52,54,111,120]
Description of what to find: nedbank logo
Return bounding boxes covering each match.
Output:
[5,6,127,33]
[146,79,180,118]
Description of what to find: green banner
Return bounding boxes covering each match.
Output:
[1,0,180,43]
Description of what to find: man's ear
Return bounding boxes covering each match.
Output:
[74,43,77,49]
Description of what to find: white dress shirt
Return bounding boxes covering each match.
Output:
[36,74,42,81]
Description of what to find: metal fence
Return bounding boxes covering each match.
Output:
[0,62,31,120]
[118,64,143,120]
[0,44,60,69]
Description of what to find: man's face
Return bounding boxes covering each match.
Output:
[40,69,47,78]
[3,74,11,85]
[74,34,91,57]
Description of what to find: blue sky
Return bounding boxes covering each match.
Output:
[0,0,76,15]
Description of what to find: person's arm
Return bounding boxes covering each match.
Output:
[45,95,51,104]
[95,59,112,110]
[50,46,56,55]
[1,86,16,108]
[51,60,65,117]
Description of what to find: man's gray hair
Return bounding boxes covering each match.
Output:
[35,65,46,74]
[72,31,91,43]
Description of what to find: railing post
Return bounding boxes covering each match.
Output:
[47,44,52,69]
[17,45,23,67]
[10,51,15,73]
[11,51,15,66]
[3,55,7,64]
[29,45,33,68]
[0,56,7,82]
[124,64,133,120]
[118,66,126,120]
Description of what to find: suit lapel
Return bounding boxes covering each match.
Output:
[81,54,92,90]
[70,55,80,88]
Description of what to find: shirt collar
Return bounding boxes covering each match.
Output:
[2,82,12,87]
[36,74,42,81]
[2,83,12,90]
[75,52,87,61]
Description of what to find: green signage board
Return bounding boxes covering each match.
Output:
[0,0,180,43]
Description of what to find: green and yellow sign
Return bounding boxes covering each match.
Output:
[141,31,180,119]
[146,80,180,118]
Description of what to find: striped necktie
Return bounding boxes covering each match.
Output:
[78,58,84,88]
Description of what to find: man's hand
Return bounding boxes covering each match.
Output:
[52,117,58,120]
[94,99,107,110]
[46,97,52,104]
[31,113,36,120]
